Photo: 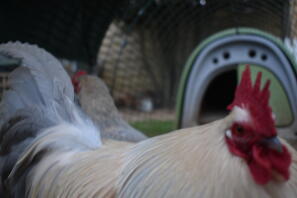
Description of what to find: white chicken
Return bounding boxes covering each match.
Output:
[0,42,297,198]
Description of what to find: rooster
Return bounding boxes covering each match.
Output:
[71,72,147,142]
[1,42,297,197]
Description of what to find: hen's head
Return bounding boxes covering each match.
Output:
[225,65,291,185]
[71,70,87,93]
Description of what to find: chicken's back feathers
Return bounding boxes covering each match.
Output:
[18,139,132,198]
[0,42,101,197]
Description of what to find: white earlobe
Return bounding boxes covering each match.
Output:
[225,130,232,139]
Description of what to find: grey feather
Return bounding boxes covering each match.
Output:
[0,42,101,197]
[0,42,74,127]
[0,41,73,101]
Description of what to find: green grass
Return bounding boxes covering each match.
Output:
[131,120,176,137]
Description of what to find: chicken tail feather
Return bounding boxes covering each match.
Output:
[0,42,101,197]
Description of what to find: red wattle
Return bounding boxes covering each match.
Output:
[249,159,271,185]
[248,144,291,185]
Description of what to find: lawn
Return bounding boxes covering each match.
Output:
[131,120,176,137]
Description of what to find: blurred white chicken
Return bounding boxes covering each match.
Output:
[1,42,297,198]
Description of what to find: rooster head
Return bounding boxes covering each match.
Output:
[71,70,87,93]
[225,65,291,185]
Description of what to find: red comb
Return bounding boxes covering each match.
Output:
[71,70,87,93]
[72,70,87,79]
[228,65,276,137]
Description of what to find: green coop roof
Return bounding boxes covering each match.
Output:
[176,27,297,129]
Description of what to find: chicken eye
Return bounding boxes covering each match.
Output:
[235,125,244,134]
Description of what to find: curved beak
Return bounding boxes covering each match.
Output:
[263,136,283,153]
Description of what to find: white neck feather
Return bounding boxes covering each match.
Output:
[117,118,297,198]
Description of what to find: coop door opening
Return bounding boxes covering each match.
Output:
[197,65,294,126]
[198,69,237,124]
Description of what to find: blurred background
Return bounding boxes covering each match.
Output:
[1,0,297,137]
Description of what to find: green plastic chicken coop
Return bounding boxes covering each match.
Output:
[176,28,297,141]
